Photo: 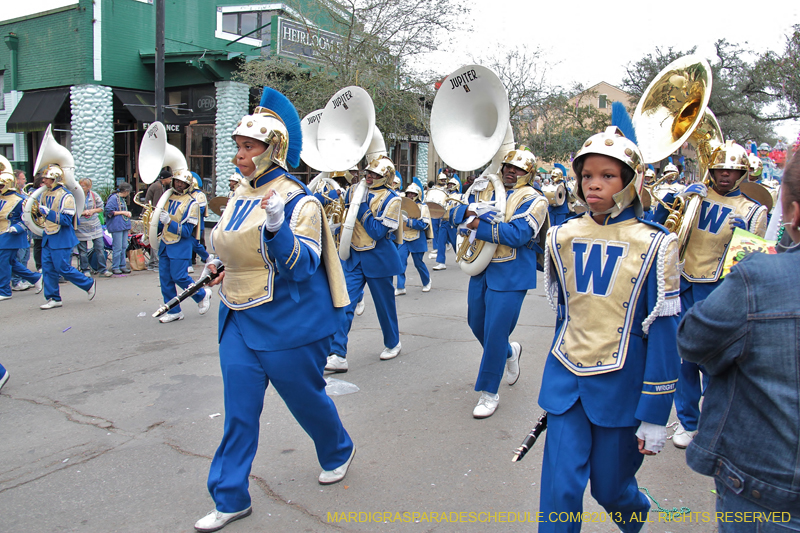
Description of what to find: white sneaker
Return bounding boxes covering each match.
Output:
[34,277,43,294]
[159,312,184,323]
[379,342,401,360]
[354,300,365,316]
[11,281,30,291]
[319,445,356,485]
[194,507,252,533]
[0,295,10,301]
[188,265,195,273]
[672,422,697,449]
[198,289,212,315]
[40,299,63,310]
[87,280,97,301]
[325,355,348,373]
[394,287,406,296]
[422,282,431,292]
[506,342,522,385]
[473,392,499,419]
[432,263,446,271]
[427,252,436,259]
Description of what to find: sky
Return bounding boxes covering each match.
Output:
[4,0,800,140]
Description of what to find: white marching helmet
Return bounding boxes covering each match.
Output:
[572,126,645,218]
[709,140,750,190]
[662,163,680,183]
[365,157,396,189]
[502,148,537,187]
[405,182,423,199]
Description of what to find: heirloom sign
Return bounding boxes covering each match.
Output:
[277,18,343,63]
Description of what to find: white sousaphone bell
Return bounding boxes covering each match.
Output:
[312,86,395,261]
[430,64,512,276]
[138,121,190,249]
[23,125,86,237]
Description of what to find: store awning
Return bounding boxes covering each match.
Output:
[6,87,70,133]
[113,88,180,125]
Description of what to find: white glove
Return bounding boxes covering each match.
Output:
[7,226,18,234]
[159,210,170,225]
[635,421,667,453]
[38,205,50,216]
[200,256,223,279]
[263,193,285,232]
[677,183,708,199]
[402,214,409,223]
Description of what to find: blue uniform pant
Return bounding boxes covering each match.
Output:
[11,245,31,284]
[42,246,93,301]
[539,400,650,533]
[1,248,41,297]
[207,317,353,513]
[467,273,525,394]
[396,244,429,290]
[330,263,399,357]
[434,218,456,264]
[158,253,206,314]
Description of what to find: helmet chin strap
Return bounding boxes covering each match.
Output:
[591,181,641,219]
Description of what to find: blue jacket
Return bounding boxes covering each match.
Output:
[677,245,800,514]
[0,192,29,250]
[342,186,403,278]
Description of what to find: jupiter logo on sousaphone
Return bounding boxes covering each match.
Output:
[449,68,478,92]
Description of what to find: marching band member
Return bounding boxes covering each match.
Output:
[449,147,549,418]
[227,172,243,198]
[431,171,460,271]
[155,170,211,323]
[538,127,681,532]
[654,162,683,200]
[395,180,432,296]
[546,165,572,226]
[197,87,354,533]
[392,173,402,191]
[651,141,768,449]
[189,172,210,273]
[325,157,404,373]
[428,172,448,261]
[0,159,42,301]
[37,164,96,309]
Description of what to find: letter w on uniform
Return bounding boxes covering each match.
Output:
[224,199,260,231]
[697,201,733,234]
[572,240,627,296]
[167,200,181,215]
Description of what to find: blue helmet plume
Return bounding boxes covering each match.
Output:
[554,163,568,176]
[611,102,637,145]
[259,87,302,168]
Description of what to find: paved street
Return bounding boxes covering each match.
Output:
[1,253,717,533]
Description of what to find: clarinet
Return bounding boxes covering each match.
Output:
[511,411,548,462]
[152,263,224,318]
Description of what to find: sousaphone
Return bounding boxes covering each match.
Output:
[23,125,85,236]
[430,64,511,276]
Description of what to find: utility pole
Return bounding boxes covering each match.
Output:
[155,0,165,122]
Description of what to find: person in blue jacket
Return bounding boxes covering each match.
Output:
[449,147,549,419]
[537,127,681,532]
[154,169,211,323]
[395,180,432,296]
[0,160,42,300]
[325,157,404,373]
[197,87,354,533]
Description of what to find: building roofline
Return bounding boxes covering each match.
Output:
[0,4,80,26]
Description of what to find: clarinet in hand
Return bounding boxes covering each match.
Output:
[152,262,224,318]
[511,411,548,462]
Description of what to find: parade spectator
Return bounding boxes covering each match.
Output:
[105,182,132,274]
[75,179,111,277]
[677,153,800,531]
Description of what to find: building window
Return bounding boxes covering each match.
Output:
[186,124,216,195]
[0,72,4,110]
[598,94,607,109]
[217,9,273,46]
[0,145,13,160]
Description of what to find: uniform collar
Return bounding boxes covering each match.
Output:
[589,206,637,226]
[253,166,286,189]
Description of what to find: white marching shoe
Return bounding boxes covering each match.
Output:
[87,280,97,301]
[319,445,356,485]
[422,281,432,292]
[187,265,195,273]
[672,422,697,449]
[325,355,348,373]
[379,342,401,360]
[159,312,184,323]
[198,289,212,315]
[354,299,365,316]
[432,263,446,271]
[473,392,499,419]
[34,277,43,294]
[194,507,252,533]
[505,342,522,385]
[0,295,10,301]
[427,251,437,259]
[394,287,406,296]
[40,299,62,310]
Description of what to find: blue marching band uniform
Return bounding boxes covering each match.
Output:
[326,157,404,372]
[538,127,681,532]
[448,148,550,418]
[395,181,432,294]
[0,171,42,300]
[190,172,210,266]
[649,141,768,448]
[156,174,211,322]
